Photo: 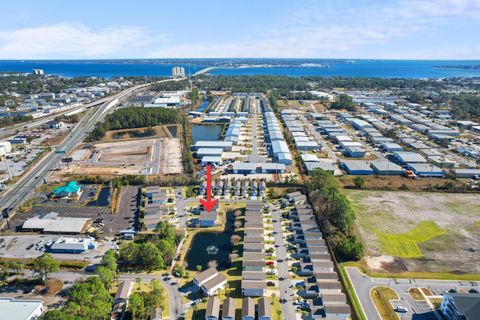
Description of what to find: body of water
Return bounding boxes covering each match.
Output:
[0,60,204,78]
[191,124,223,142]
[1,59,480,79]
[196,100,210,112]
[211,60,480,78]
[185,212,234,271]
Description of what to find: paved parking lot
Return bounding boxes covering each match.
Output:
[0,234,113,262]
[345,267,479,320]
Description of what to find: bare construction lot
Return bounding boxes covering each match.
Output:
[345,190,480,273]
[66,138,182,176]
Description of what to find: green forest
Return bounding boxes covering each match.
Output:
[306,169,363,262]
[88,107,184,141]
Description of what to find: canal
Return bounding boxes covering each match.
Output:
[185,212,235,271]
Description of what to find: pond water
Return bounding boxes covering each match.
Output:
[87,187,110,206]
[196,100,210,112]
[167,125,178,138]
[191,124,223,142]
[185,212,234,271]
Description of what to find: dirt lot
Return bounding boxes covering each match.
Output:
[65,137,182,176]
[345,189,480,273]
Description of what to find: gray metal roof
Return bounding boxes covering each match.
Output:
[0,298,43,320]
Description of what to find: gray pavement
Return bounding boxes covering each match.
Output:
[345,267,479,320]
[270,203,297,320]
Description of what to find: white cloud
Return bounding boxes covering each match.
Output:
[1,1,480,59]
[149,0,480,58]
[0,23,159,59]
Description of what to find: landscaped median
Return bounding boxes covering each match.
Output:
[370,286,399,320]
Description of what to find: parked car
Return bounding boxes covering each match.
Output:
[395,306,408,313]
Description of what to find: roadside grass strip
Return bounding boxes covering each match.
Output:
[376,221,446,258]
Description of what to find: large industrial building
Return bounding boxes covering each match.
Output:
[22,212,91,234]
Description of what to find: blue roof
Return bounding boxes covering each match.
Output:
[54,181,80,195]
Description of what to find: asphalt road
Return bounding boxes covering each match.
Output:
[270,203,297,320]
[345,267,479,320]
[0,97,111,139]
[0,76,190,222]
[0,85,148,218]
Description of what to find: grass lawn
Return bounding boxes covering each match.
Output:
[371,287,399,320]
[375,221,446,258]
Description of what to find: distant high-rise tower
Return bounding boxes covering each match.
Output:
[172,66,185,78]
[32,69,44,75]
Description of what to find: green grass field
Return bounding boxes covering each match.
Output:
[376,221,446,258]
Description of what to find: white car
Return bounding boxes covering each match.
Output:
[395,306,408,313]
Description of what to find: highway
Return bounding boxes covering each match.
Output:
[0,83,151,217]
[0,96,111,138]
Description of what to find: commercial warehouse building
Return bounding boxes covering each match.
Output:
[370,161,404,176]
[22,212,91,234]
[49,236,98,253]
[341,161,374,175]
[407,163,445,177]
[193,141,233,151]
[392,151,427,165]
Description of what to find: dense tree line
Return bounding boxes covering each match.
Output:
[40,250,118,320]
[451,93,480,120]
[41,277,112,320]
[0,114,33,128]
[88,107,184,141]
[150,80,189,92]
[0,74,105,94]
[330,94,355,111]
[304,76,456,90]
[194,75,311,93]
[119,221,181,271]
[306,169,363,261]
[128,279,166,320]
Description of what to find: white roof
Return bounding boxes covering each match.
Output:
[301,154,320,162]
[22,213,89,233]
[196,148,224,156]
[0,298,43,320]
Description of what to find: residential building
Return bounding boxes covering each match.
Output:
[440,292,480,320]
[150,307,162,320]
[222,298,235,320]
[241,298,255,320]
[206,296,220,320]
[258,297,271,320]
[193,267,227,296]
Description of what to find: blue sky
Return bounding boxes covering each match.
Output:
[1,0,479,59]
